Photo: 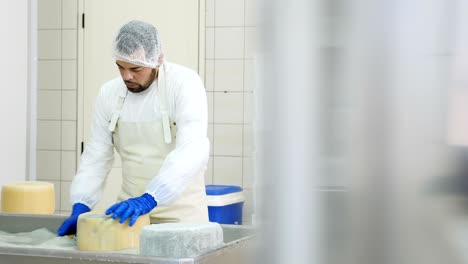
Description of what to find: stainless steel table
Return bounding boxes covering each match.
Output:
[0,213,256,264]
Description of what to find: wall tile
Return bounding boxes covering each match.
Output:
[206,28,215,59]
[213,124,243,156]
[206,0,215,27]
[62,0,78,29]
[244,59,256,92]
[208,124,214,155]
[61,151,76,181]
[38,30,61,59]
[36,150,61,181]
[215,27,244,59]
[214,60,244,92]
[38,90,61,120]
[61,121,76,150]
[205,60,214,91]
[215,0,244,27]
[206,92,214,124]
[245,27,257,59]
[62,30,77,59]
[37,120,61,150]
[62,60,77,90]
[213,156,242,186]
[214,92,243,123]
[38,0,61,29]
[245,0,257,26]
[243,157,254,188]
[60,181,72,212]
[205,156,213,184]
[244,92,254,124]
[62,90,77,120]
[244,124,254,157]
[38,60,61,90]
[205,92,213,124]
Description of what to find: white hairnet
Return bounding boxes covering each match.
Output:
[113,20,163,68]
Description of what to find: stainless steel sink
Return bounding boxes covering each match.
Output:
[0,213,256,264]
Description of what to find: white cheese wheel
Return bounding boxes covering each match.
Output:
[1,181,55,214]
[77,212,150,251]
[140,222,224,258]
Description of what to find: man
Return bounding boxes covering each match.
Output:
[57,20,209,236]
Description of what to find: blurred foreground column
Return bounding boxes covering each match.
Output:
[257,0,461,264]
[256,0,321,263]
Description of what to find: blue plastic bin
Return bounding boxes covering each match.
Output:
[205,185,244,225]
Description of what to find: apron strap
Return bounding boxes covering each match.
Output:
[108,89,128,132]
[158,63,173,144]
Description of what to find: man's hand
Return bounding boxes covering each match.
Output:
[57,203,91,236]
[105,193,157,226]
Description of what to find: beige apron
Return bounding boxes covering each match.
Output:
[108,63,208,223]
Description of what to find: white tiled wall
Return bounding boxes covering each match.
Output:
[36,0,257,222]
[38,60,61,90]
[37,0,78,214]
[205,0,257,224]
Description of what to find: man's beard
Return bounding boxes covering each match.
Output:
[125,69,156,93]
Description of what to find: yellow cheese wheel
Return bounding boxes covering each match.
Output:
[1,181,55,214]
[77,212,150,251]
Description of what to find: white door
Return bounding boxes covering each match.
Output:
[79,0,202,211]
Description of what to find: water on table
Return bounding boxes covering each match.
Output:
[0,228,76,249]
[0,228,138,254]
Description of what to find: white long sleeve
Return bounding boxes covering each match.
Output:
[70,62,209,208]
[70,84,116,208]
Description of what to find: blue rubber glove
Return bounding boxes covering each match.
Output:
[105,193,157,226]
[57,203,91,236]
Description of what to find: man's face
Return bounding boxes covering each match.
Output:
[116,60,157,93]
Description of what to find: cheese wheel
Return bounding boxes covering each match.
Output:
[140,222,224,258]
[1,181,55,214]
[77,212,150,251]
